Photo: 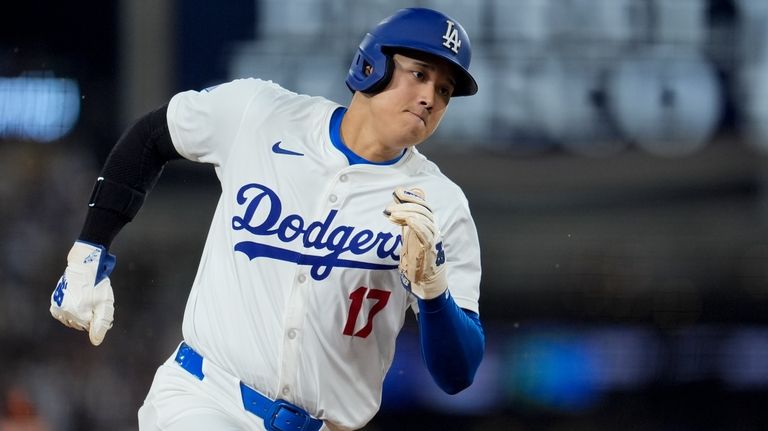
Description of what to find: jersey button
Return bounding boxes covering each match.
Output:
[298,274,307,283]
[281,386,290,396]
[339,174,348,182]
[329,194,338,203]
[288,329,298,339]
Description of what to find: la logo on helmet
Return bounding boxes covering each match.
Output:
[442,20,461,54]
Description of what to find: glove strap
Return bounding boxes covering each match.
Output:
[75,240,117,284]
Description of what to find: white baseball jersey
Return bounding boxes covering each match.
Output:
[165,78,481,429]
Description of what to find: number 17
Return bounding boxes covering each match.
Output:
[343,286,390,338]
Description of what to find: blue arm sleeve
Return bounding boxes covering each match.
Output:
[417,291,485,394]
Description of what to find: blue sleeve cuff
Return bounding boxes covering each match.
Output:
[417,290,451,313]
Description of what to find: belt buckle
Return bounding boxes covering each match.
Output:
[266,399,311,431]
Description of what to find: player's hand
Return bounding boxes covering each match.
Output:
[384,187,448,300]
[50,241,116,346]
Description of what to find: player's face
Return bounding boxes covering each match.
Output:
[370,53,456,147]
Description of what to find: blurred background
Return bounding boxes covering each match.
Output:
[2,0,768,429]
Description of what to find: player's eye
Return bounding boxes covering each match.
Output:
[438,86,453,98]
[412,70,425,80]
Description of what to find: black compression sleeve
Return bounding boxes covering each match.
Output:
[79,103,182,248]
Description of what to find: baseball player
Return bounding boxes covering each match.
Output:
[50,7,484,431]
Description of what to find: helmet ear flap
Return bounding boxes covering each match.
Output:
[360,54,394,94]
[346,41,395,94]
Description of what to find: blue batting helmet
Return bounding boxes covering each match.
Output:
[345,8,478,97]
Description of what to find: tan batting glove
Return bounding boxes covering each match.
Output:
[384,187,448,300]
[50,241,116,346]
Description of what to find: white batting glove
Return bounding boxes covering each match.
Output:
[50,241,116,346]
[384,187,448,300]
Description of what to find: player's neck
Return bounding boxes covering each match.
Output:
[342,96,409,163]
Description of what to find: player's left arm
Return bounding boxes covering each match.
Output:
[385,188,485,394]
[417,292,485,394]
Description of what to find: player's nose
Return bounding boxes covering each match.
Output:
[418,86,435,111]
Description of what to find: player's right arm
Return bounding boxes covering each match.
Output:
[50,103,181,346]
[51,79,274,345]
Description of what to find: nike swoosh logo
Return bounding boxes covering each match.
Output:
[272,141,304,156]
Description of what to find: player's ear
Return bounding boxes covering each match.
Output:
[364,64,373,77]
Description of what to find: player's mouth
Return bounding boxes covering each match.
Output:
[406,110,427,126]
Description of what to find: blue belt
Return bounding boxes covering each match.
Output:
[174,342,323,431]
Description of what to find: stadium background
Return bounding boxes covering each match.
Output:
[2,0,768,429]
